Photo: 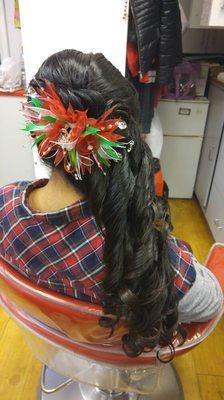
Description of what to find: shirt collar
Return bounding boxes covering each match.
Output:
[21,179,93,225]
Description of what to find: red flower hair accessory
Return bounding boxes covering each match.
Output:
[22,81,134,179]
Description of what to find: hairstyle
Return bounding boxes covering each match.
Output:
[30,49,179,357]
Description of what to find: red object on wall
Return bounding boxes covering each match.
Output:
[0,89,25,97]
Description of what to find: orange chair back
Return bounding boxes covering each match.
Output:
[0,257,127,345]
[0,244,223,365]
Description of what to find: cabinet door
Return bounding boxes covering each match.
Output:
[161,136,202,198]
[206,184,224,242]
[205,135,224,242]
[195,84,224,209]
[195,136,222,208]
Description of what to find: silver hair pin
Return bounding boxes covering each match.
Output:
[127,140,135,153]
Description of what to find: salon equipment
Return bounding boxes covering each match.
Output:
[0,243,223,400]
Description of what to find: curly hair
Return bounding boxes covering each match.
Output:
[30,49,180,357]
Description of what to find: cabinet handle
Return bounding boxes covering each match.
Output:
[208,146,216,162]
[178,108,191,116]
[214,219,223,230]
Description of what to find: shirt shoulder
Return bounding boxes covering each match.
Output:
[0,181,30,216]
[0,181,30,195]
[168,235,197,300]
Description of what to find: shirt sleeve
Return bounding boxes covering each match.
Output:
[168,236,196,300]
[0,189,3,255]
[178,260,223,323]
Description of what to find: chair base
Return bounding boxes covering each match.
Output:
[38,364,184,400]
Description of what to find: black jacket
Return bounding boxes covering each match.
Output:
[129,0,182,84]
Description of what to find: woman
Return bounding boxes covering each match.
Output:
[0,50,222,357]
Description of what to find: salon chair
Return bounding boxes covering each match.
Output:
[0,243,224,400]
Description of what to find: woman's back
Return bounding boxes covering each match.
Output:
[0,180,105,302]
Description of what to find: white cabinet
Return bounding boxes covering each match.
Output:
[161,136,203,198]
[182,29,209,53]
[158,98,209,198]
[195,80,224,242]
[195,83,224,209]
[183,29,224,54]
[206,134,224,242]
[206,29,224,52]
[195,136,218,208]
[206,185,224,242]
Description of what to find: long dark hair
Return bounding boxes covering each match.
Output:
[30,49,179,357]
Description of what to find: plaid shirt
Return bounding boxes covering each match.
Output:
[0,180,196,303]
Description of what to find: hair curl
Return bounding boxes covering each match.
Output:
[30,49,180,357]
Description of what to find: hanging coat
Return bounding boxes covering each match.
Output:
[129,0,182,84]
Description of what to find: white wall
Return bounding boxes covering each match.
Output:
[0,96,35,186]
[19,0,129,84]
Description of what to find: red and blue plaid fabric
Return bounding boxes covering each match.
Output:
[0,180,196,303]
[167,236,196,299]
